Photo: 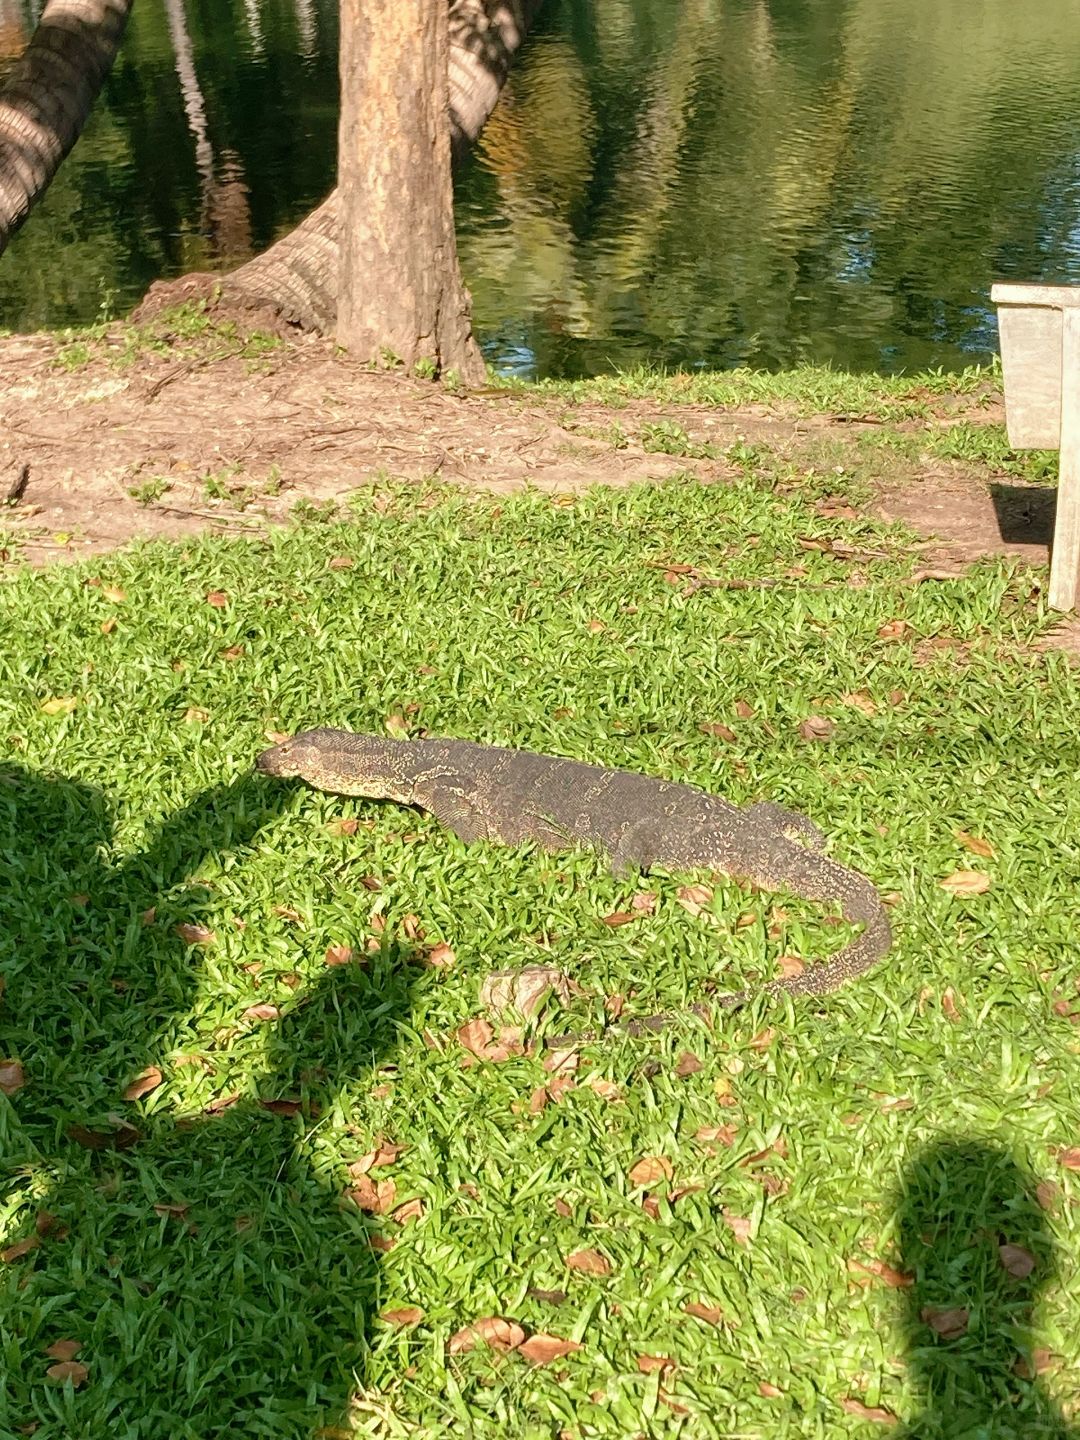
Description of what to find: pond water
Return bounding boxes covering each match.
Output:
[2,0,1079,377]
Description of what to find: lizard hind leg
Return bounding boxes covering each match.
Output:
[746,802,827,852]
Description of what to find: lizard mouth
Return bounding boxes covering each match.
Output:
[255,743,292,774]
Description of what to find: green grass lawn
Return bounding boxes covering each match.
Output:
[1,473,1078,1438]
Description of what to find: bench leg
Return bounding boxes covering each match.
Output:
[1049,308,1080,612]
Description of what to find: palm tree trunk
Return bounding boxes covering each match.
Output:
[191,0,543,333]
[0,0,133,255]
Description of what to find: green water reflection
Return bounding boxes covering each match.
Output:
[2,0,1079,377]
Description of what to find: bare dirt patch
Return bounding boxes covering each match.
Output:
[0,328,1051,578]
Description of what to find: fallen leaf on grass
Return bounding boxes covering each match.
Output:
[553,1198,573,1218]
[35,1212,61,1237]
[543,1047,579,1077]
[39,697,77,715]
[326,817,359,837]
[380,1307,423,1327]
[675,1051,703,1078]
[0,1059,25,1095]
[842,691,877,717]
[183,707,209,724]
[123,1066,163,1101]
[683,1301,724,1326]
[676,884,713,916]
[457,1017,526,1063]
[840,1398,896,1424]
[1014,1348,1054,1379]
[101,584,126,603]
[1036,1179,1060,1208]
[1057,1148,1080,1172]
[776,955,805,981]
[956,830,995,859]
[242,1004,281,1022]
[877,619,910,641]
[518,1333,583,1365]
[349,1141,406,1175]
[939,870,991,896]
[44,1341,81,1362]
[527,1287,567,1305]
[723,1210,752,1245]
[328,555,354,570]
[637,1354,676,1375]
[999,1243,1036,1279]
[425,942,456,968]
[601,910,637,927]
[175,923,215,946]
[152,1202,190,1219]
[798,716,835,742]
[272,905,305,925]
[100,618,117,635]
[847,1257,912,1289]
[629,1156,674,1187]
[46,1360,89,1387]
[392,1198,424,1226]
[941,987,962,1021]
[347,1176,397,1215]
[448,1317,525,1354]
[205,590,228,608]
[67,1122,140,1151]
[696,1124,737,1149]
[481,966,569,1017]
[700,722,736,742]
[2,1236,39,1262]
[259,1099,302,1117]
[204,1093,239,1114]
[581,1075,622,1102]
[325,944,355,967]
[759,1382,784,1398]
[566,1248,611,1276]
[749,1027,776,1051]
[921,1305,969,1340]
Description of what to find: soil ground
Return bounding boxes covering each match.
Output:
[0,325,1055,574]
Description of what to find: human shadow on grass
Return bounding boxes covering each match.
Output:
[896,1138,1074,1439]
[0,763,414,1438]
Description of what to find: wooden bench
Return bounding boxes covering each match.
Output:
[991,283,1080,611]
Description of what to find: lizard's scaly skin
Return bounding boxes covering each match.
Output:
[257,730,891,1010]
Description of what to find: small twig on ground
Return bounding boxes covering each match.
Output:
[4,464,30,505]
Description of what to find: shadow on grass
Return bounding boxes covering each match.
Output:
[0,764,413,1437]
[989,481,1055,550]
[897,1138,1074,1439]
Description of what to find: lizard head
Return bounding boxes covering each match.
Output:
[256,728,408,798]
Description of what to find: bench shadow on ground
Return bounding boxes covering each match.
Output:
[896,1138,1075,1439]
[989,482,1056,550]
[0,763,413,1437]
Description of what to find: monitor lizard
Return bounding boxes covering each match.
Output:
[256,729,892,1027]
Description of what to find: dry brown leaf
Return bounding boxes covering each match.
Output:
[629,1156,674,1187]
[581,1075,622,1102]
[553,1198,573,1218]
[528,1084,550,1114]
[921,1305,969,1341]
[699,722,736,742]
[67,1121,140,1150]
[326,817,359,837]
[543,1047,580,1077]
[723,1210,752,1245]
[1014,1348,1054,1379]
[481,966,569,1017]
[798,715,835,742]
[675,1051,703,1078]
[368,1234,396,1253]
[842,691,878,717]
[152,1202,190,1219]
[546,1075,575,1103]
[259,1098,303,1116]
[46,1360,89,1387]
[683,1301,723,1326]
[205,590,228,608]
[100,617,117,635]
[380,1307,423,1327]
[2,1236,40,1262]
[877,618,910,640]
[328,555,354,570]
[956,830,995,859]
[325,944,355,967]
[565,1248,612,1277]
[518,1333,583,1365]
[272,905,305,925]
[640,1194,662,1220]
[101,584,126,603]
[392,1197,424,1226]
[349,1140,406,1175]
[448,1317,525,1355]
[1036,1179,1060,1209]
[637,1354,676,1375]
[999,1243,1036,1279]
[458,1017,494,1055]
[35,1211,60,1237]
[604,993,626,1019]
[205,1093,239,1114]
[1057,1147,1080,1172]
[676,884,713,916]
[242,1004,281,1022]
[939,870,991,896]
[749,1027,776,1051]
[123,1066,163,1102]
[840,1398,897,1424]
[696,1124,737,1148]
[776,955,805,981]
[44,1340,82,1362]
[601,910,637,927]
[265,728,290,744]
[733,699,755,718]
[175,923,215,946]
[758,1382,784,1398]
[941,987,962,1021]
[140,907,156,926]
[183,707,209,724]
[347,1176,397,1215]
[219,644,245,661]
[631,891,657,914]
[0,1059,26,1096]
[426,942,456,968]
[847,1257,913,1289]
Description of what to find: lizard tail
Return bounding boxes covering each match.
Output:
[718,848,892,1008]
